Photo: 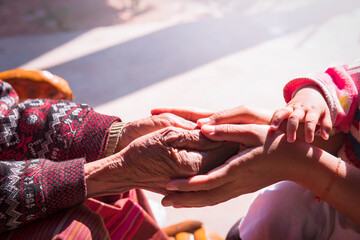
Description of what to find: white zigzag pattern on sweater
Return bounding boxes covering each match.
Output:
[0,108,20,147]
[37,102,78,158]
[3,161,26,229]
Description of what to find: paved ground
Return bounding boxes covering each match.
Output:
[1,0,360,237]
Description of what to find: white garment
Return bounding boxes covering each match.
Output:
[239,181,360,240]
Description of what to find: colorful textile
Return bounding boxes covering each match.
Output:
[0,202,110,240]
[86,190,168,240]
[0,80,117,233]
[0,158,86,233]
[0,80,167,239]
[0,190,168,240]
[283,60,360,167]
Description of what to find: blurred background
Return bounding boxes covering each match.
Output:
[1,0,360,237]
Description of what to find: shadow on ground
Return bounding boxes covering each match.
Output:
[1,0,359,107]
[45,0,360,106]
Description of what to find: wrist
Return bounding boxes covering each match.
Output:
[273,137,317,182]
[115,122,132,153]
[292,83,324,99]
[282,141,339,197]
[84,153,131,198]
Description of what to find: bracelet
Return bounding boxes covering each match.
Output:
[313,157,341,202]
[103,121,127,157]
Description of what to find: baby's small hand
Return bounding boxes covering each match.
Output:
[270,85,332,143]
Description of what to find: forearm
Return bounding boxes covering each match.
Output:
[84,152,131,198]
[288,142,360,226]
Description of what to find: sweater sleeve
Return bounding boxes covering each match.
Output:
[283,61,360,132]
[0,158,86,233]
[0,81,120,162]
[0,80,122,233]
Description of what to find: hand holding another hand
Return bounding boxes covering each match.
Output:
[116,113,198,151]
[85,127,239,197]
[161,123,311,207]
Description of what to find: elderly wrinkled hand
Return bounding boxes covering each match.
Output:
[85,127,239,197]
[115,113,199,151]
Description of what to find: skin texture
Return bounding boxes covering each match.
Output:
[270,85,332,143]
[116,113,199,152]
[162,124,304,207]
[161,123,360,227]
[151,105,340,154]
[85,127,239,197]
[151,105,273,127]
[153,106,360,227]
[86,105,360,226]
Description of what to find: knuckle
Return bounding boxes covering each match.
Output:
[271,116,280,124]
[158,114,175,126]
[160,113,174,120]
[272,112,280,120]
[160,127,182,141]
[238,105,250,114]
[288,115,299,122]
[163,126,178,133]
[221,124,233,135]
[212,111,226,121]
[277,106,292,116]
[274,109,285,115]
[309,105,317,110]
[285,106,294,113]
[305,119,317,124]
[182,164,199,176]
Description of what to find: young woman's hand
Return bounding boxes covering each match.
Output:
[152,105,273,128]
[161,124,310,207]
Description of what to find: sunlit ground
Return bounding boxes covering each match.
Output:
[1,0,360,236]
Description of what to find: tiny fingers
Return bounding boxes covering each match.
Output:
[304,112,320,143]
[319,111,332,140]
[270,106,293,129]
[286,109,305,142]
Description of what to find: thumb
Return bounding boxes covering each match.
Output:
[201,124,268,147]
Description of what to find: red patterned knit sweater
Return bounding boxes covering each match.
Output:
[0,81,119,233]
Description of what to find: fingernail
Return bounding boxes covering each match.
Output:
[201,125,215,134]
[322,129,330,140]
[197,118,212,126]
[166,184,178,191]
[162,199,173,207]
[270,123,278,129]
[287,136,295,142]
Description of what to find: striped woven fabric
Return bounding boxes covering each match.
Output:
[0,190,168,240]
